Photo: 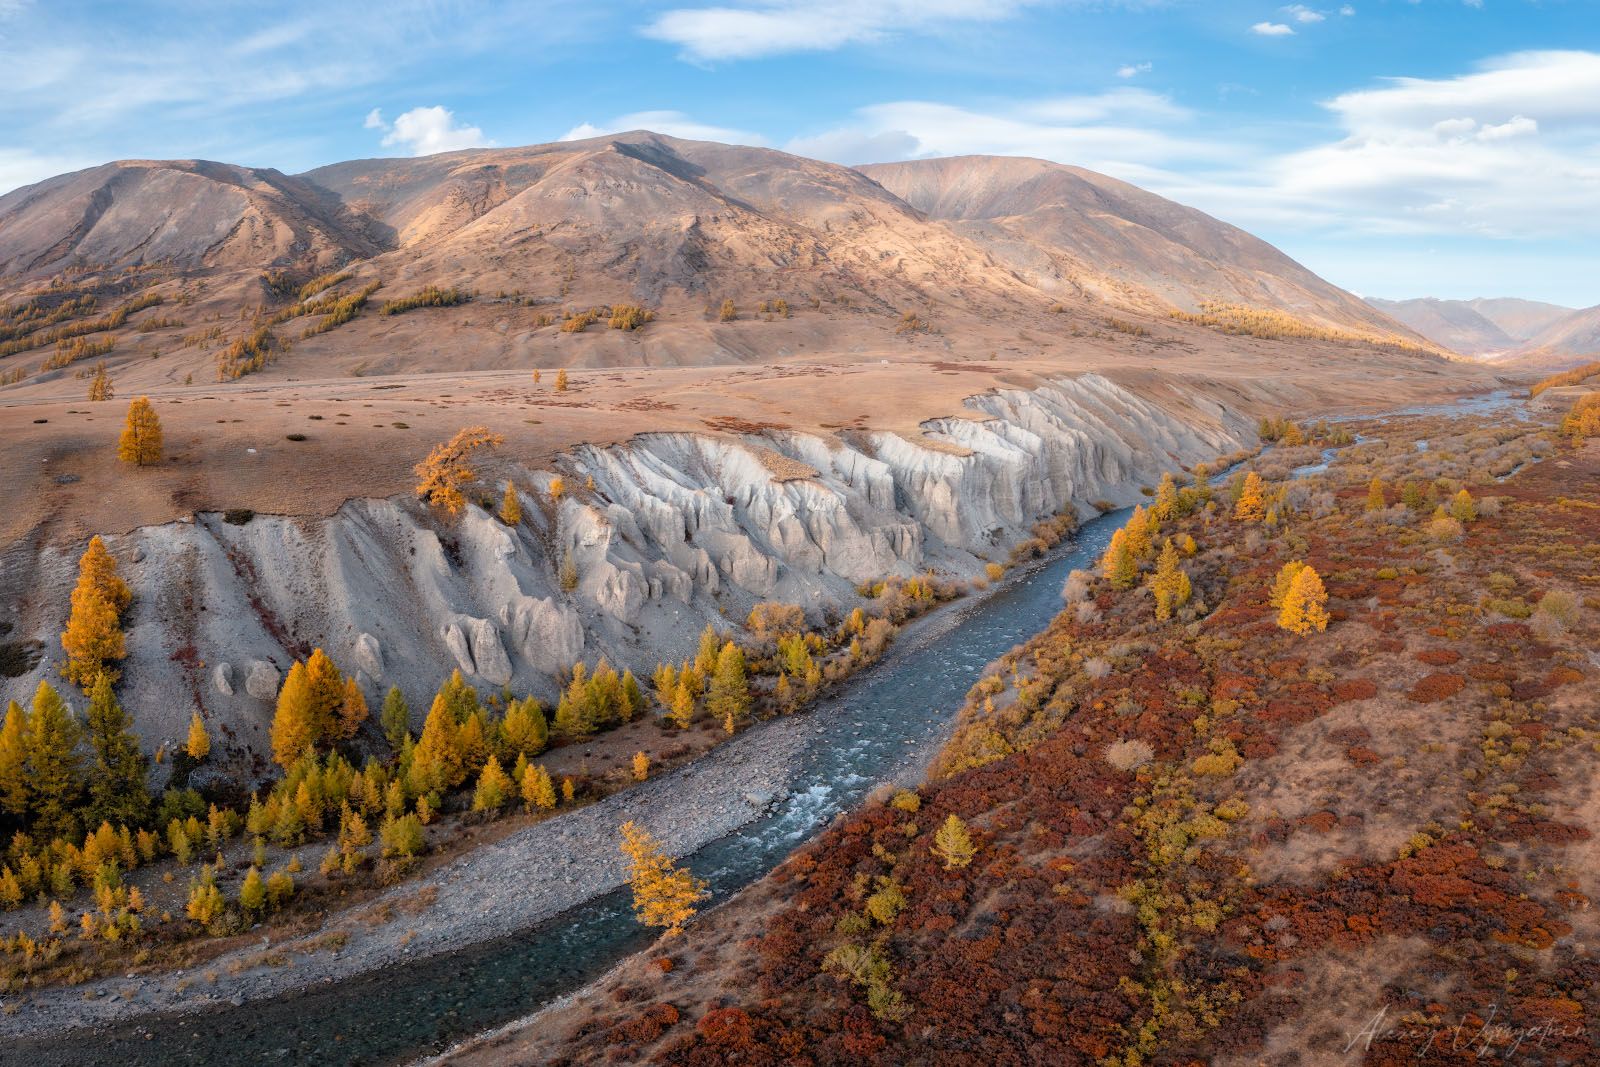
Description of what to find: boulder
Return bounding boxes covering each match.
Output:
[353,632,383,680]
[211,662,234,697]
[244,660,280,700]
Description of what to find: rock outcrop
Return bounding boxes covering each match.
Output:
[0,374,1248,774]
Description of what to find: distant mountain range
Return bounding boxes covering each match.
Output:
[1369,295,1598,367]
[0,132,1446,380]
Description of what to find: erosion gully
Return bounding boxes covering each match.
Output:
[17,391,1524,1066]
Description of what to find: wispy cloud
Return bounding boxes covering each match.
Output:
[560,110,765,145]
[785,90,1218,169]
[643,0,1038,62]
[1117,62,1152,78]
[1252,21,1295,36]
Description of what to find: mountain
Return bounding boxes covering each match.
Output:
[1517,303,1600,364]
[859,155,1405,335]
[1368,296,1578,359]
[0,132,1437,380]
[0,159,380,277]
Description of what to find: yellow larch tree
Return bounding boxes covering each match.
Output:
[184,711,210,761]
[555,368,569,391]
[619,820,708,937]
[1269,560,1308,610]
[1152,472,1180,522]
[117,396,163,466]
[1234,471,1266,522]
[1366,477,1386,512]
[1278,563,1330,636]
[931,813,976,869]
[270,661,317,769]
[414,426,505,516]
[1149,539,1193,621]
[522,762,556,811]
[61,537,129,689]
[1100,527,1136,589]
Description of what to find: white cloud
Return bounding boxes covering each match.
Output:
[368,105,493,156]
[1252,21,1295,36]
[785,128,921,164]
[643,0,1036,62]
[559,110,764,145]
[1117,62,1152,78]
[1339,4,1355,14]
[1283,5,1325,22]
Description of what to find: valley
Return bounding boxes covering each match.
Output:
[0,126,1593,1067]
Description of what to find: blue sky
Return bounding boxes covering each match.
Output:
[1,0,1597,306]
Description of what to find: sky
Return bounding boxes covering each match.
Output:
[0,0,1597,306]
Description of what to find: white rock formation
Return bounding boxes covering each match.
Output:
[0,374,1248,772]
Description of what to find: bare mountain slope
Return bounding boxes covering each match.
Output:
[0,132,1446,387]
[1366,297,1521,356]
[0,159,381,277]
[1518,302,1600,363]
[858,155,1410,335]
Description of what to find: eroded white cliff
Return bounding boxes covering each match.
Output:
[0,374,1247,774]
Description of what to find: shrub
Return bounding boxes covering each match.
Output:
[1103,739,1154,772]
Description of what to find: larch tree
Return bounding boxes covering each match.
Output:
[0,700,30,820]
[500,697,547,760]
[27,681,85,841]
[1269,560,1308,610]
[1234,471,1267,522]
[1278,564,1330,636]
[301,648,348,742]
[1100,527,1136,589]
[668,680,696,729]
[414,426,505,516]
[61,537,129,690]
[470,755,512,813]
[410,690,465,796]
[1149,539,1193,621]
[522,762,556,811]
[78,536,131,613]
[499,482,522,525]
[184,710,210,761]
[1450,488,1477,523]
[555,368,569,391]
[336,676,369,741]
[632,751,650,781]
[707,642,751,733]
[381,686,410,749]
[1123,504,1153,559]
[87,363,114,402]
[931,813,976,869]
[117,396,163,466]
[1152,472,1180,522]
[270,661,317,769]
[84,674,150,829]
[1366,477,1386,512]
[619,820,708,937]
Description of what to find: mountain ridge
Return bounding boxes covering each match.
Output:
[0,131,1440,380]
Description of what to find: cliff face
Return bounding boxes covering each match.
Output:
[0,375,1247,775]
